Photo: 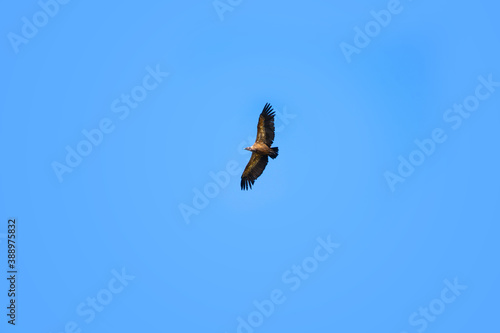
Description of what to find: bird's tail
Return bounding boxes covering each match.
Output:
[269,147,279,159]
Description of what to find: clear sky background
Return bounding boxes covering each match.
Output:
[1,1,499,332]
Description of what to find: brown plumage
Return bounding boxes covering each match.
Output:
[241,103,279,190]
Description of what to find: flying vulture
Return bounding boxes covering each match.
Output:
[241,103,279,190]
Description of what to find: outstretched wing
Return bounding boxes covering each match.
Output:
[241,153,269,190]
[256,103,276,147]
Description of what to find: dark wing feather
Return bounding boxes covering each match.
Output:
[241,153,269,190]
[256,103,276,147]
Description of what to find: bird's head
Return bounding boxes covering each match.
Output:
[244,147,252,151]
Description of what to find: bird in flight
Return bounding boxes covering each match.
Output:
[241,103,279,190]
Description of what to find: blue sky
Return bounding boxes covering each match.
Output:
[1,0,499,332]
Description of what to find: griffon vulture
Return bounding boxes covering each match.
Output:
[241,103,279,190]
